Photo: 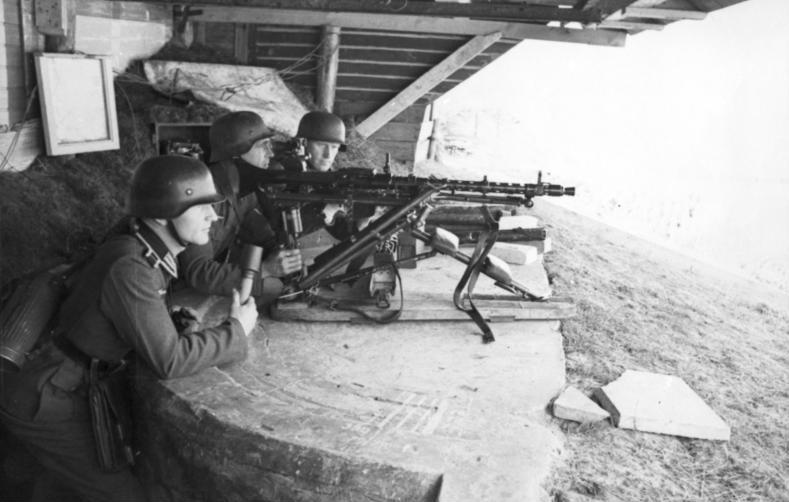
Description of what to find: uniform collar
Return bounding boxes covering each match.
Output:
[136,220,180,279]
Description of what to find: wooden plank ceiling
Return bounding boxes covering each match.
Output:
[149,0,751,164]
[245,25,519,117]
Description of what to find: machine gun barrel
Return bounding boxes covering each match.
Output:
[254,168,574,208]
[262,190,416,207]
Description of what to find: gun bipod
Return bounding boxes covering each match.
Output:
[408,228,545,301]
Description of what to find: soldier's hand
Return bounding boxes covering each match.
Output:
[170,306,201,335]
[356,206,387,231]
[322,203,346,225]
[230,289,259,336]
[261,248,303,277]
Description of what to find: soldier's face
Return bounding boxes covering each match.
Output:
[305,140,340,172]
[171,203,219,245]
[241,138,273,168]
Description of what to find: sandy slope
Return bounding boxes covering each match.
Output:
[529,199,789,502]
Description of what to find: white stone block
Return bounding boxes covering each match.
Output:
[523,237,552,254]
[593,370,730,441]
[552,386,610,423]
[498,215,540,230]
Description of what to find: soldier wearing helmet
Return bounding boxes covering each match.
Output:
[178,111,303,303]
[266,111,357,241]
[295,110,347,172]
[0,155,259,501]
[271,111,347,174]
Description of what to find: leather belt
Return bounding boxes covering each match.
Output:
[53,336,127,375]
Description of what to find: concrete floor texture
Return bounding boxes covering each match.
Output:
[135,253,570,501]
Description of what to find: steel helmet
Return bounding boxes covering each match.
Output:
[209,111,275,162]
[128,155,224,219]
[296,111,347,151]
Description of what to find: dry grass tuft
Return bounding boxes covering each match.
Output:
[532,201,789,502]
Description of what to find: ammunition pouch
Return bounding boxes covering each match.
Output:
[88,358,134,472]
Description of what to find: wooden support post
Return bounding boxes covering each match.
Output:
[356,31,501,138]
[36,0,76,52]
[427,102,440,161]
[34,0,68,36]
[194,22,206,45]
[317,25,340,112]
[20,0,45,93]
[234,23,249,63]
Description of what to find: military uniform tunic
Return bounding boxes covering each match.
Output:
[0,221,248,501]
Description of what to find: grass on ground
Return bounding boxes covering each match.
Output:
[529,200,789,502]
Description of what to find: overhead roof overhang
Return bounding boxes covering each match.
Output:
[131,0,752,163]
[146,0,751,40]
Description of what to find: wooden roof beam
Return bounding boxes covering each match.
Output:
[139,0,602,24]
[356,32,502,138]
[598,20,665,31]
[682,0,749,11]
[586,0,639,17]
[618,7,706,21]
[192,7,627,47]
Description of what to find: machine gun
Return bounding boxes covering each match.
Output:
[256,168,574,342]
[257,168,572,209]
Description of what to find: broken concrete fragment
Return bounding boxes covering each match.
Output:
[552,386,610,423]
[593,370,730,441]
[498,215,540,231]
[488,243,539,265]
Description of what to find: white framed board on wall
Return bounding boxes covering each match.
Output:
[34,53,119,155]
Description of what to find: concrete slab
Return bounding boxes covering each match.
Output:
[593,370,731,441]
[139,258,569,501]
[552,386,610,423]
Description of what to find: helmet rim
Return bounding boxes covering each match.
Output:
[209,111,275,162]
[296,111,346,150]
[128,155,224,219]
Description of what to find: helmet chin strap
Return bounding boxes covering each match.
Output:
[166,220,188,247]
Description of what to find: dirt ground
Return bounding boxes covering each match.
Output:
[530,200,789,502]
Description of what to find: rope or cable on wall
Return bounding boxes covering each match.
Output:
[0,86,38,172]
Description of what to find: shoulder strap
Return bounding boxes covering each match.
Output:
[135,222,177,279]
